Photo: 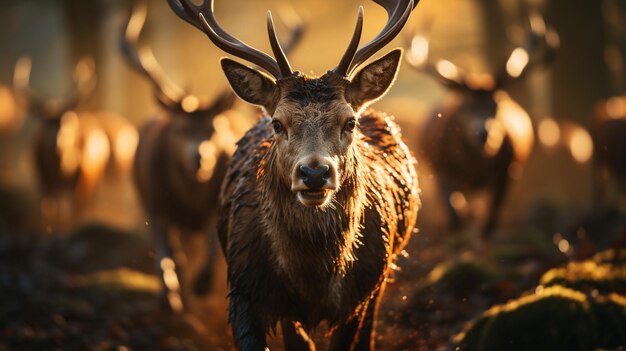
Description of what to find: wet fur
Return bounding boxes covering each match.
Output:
[218,102,419,347]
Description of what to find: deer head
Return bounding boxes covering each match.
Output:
[167,0,417,207]
[407,10,557,161]
[14,56,96,123]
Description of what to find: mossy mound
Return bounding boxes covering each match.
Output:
[424,260,500,297]
[490,229,561,264]
[66,268,160,294]
[540,249,626,294]
[455,250,626,351]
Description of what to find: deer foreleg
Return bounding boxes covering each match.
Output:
[151,216,184,312]
[229,293,267,351]
[482,170,509,239]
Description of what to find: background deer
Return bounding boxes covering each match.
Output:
[167,0,420,349]
[123,0,305,311]
[406,11,558,238]
[16,57,126,233]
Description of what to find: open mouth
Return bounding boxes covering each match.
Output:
[297,189,331,206]
[299,189,328,200]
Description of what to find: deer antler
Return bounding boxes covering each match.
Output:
[167,0,292,79]
[405,29,471,90]
[121,0,186,107]
[334,0,418,77]
[130,0,305,110]
[405,9,558,91]
[494,10,560,87]
[14,56,96,118]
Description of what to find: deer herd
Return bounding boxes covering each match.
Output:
[0,0,624,350]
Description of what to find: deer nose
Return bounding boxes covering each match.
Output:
[298,164,330,190]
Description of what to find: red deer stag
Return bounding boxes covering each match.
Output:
[407,11,558,238]
[123,0,305,311]
[167,0,420,349]
[16,58,116,233]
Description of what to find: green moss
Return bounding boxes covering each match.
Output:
[421,260,500,296]
[455,286,594,351]
[593,249,626,265]
[456,251,626,351]
[540,250,626,293]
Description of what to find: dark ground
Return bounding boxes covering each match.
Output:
[0,201,625,351]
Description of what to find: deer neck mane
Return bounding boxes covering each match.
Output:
[257,141,367,283]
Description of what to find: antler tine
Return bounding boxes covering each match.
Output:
[13,57,33,95]
[121,0,185,107]
[346,0,415,76]
[167,0,284,78]
[197,12,281,78]
[334,7,364,77]
[403,30,469,90]
[13,57,46,115]
[166,0,210,31]
[267,11,293,77]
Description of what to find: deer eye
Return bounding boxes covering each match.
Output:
[272,119,283,134]
[344,118,357,132]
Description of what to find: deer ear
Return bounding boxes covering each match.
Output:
[220,58,278,109]
[345,49,402,109]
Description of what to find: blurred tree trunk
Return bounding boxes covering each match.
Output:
[603,0,626,95]
[549,0,609,122]
[480,0,508,71]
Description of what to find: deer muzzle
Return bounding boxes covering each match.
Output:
[291,157,338,207]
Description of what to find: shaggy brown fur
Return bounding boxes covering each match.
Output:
[218,88,419,349]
